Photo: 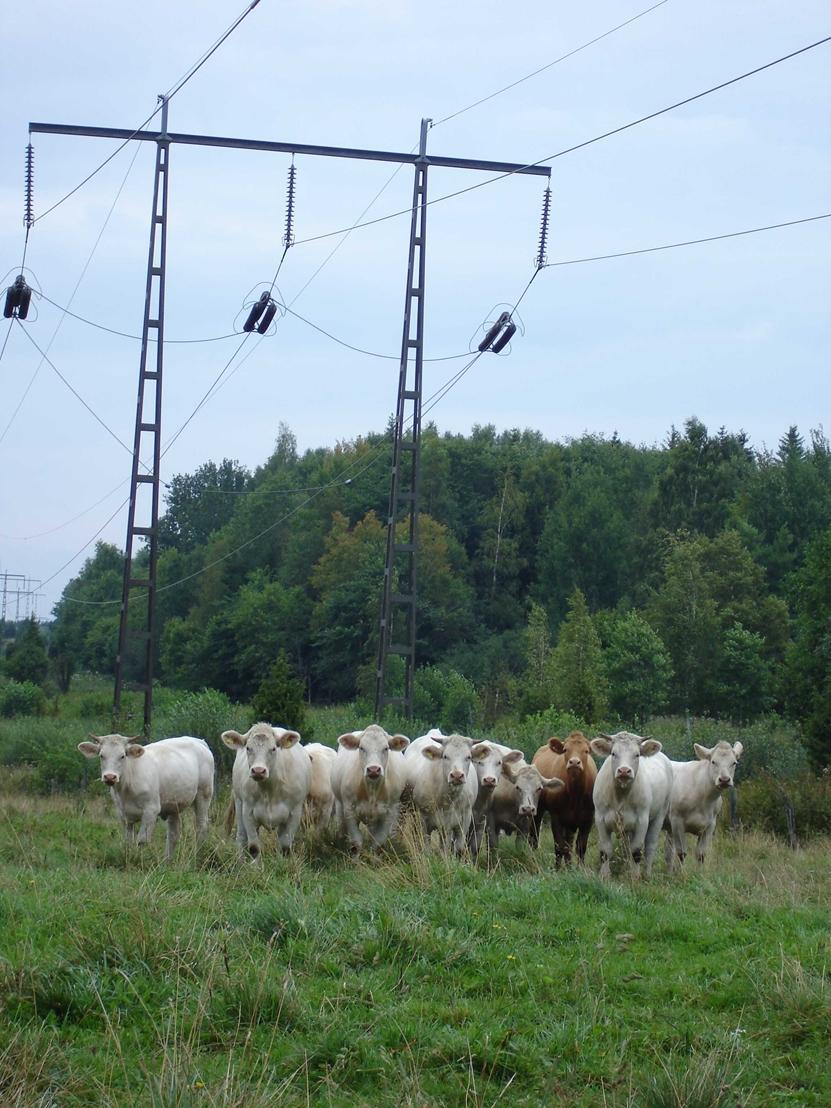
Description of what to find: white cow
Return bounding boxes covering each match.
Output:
[303,742,337,831]
[404,732,482,855]
[330,724,410,853]
[664,741,743,869]
[465,740,525,856]
[222,723,311,858]
[78,733,214,859]
[487,761,563,850]
[590,731,673,879]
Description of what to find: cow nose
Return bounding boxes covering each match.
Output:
[449,770,465,785]
[567,758,582,770]
[102,773,117,785]
[718,776,731,788]
[519,805,535,816]
[616,766,633,779]
[482,776,497,788]
[251,766,267,779]
[366,765,382,779]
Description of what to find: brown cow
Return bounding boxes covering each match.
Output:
[532,731,597,865]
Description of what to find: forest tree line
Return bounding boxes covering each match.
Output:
[46,417,831,767]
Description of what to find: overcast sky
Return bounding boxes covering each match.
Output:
[1,0,829,616]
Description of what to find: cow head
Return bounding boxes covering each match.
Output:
[504,761,564,817]
[78,733,144,786]
[222,723,301,781]
[337,724,409,783]
[694,740,743,790]
[548,730,593,780]
[590,731,662,789]
[421,733,474,787]
[470,743,523,791]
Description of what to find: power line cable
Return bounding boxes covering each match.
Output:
[13,321,141,462]
[35,293,237,343]
[0,143,143,447]
[542,212,831,268]
[432,0,671,128]
[32,0,263,226]
[292,34,831,248]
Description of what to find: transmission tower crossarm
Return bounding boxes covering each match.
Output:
[28,122,551,176]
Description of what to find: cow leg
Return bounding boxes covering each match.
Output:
[193,792,210,844]
[670,816,687,868]
[596,820,614,880]
[696,819,716,864]
[241,808,262,861]
[641,817,664,878]
[278,809,303,855]
[529,811,542,850]
[551,818,570,868]
[341,804,364,854]
[165,812,181,860]
[136,805,160,848]
[234,799,248,852]
[575,825,590,865]
[664,829,676,873]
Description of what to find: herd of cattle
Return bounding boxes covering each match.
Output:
[77,724,743,876]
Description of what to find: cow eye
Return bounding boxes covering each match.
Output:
[271,747,278,753]
[120,753,126,760]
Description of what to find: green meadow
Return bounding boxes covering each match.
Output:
[2,786,829,1107]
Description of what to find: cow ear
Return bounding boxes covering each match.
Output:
[126,744,145,758]
[501,760,519,781]
[422,744,442,761]
[78,741,100,758]
[389,734,410,751]
[504,749,524,765]
[544,776,565,791]
[337,732,361,749]
[693,743,712,761]
[548,737,565,754]
[278,730,301,748]
[590,736,613,756]
[471,743,491,761]
[222,730,246,749]
[732,742,744,758]
[640,739,663,757]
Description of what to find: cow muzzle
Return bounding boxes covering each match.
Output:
[717,777,732,789]
[567,759,583,772]
[615,767,634,782]
[519,804,536,817]
[481,776,497,789]
[102,773,118,786]
[449,770,466,786]
[250,766,268,780]
[365,764,383,781]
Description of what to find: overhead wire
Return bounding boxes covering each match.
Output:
[0,142,143,447]
[291,34,831,248]
[432,0,671,128]
[541,212,831,268]
[31,0,263,226]
[34,293,236,343]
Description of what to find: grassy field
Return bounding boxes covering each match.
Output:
[1,787,829,1107]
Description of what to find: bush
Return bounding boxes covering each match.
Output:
[494,707,592,761]
[413,665,480,734]
[154,687,249,773]
[0,719,88,793]
[251,652,311,739]
[645,715,810,781]
[0,680,47,719]
[736,772,831,841]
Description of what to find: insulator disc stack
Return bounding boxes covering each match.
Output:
[283,161,297,248]
[24,144,34,230]
[535,186,551,269]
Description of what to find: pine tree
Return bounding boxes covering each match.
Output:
[251,651,311,738]
[549,588,609,722]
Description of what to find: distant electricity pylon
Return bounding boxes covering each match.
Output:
[0,572,42,622]
[29,112,549,728]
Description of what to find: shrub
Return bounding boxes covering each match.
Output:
[0,718,88,792]
[0,680,47,719]
[251,652,311,739]
[154,687,249,773]
[737,772,831,841]
[645,715,810,781]
[494,706,592,761]
[413,665,480,734]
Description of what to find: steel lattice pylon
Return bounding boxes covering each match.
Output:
[375,119,430,720]
[113,97,171,731]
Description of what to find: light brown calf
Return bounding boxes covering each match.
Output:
[532,731,597,865]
